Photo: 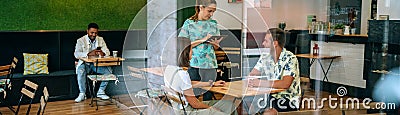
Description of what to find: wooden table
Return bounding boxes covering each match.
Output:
[372,70,390,74]
[138,67,189,77]
[202,80,285,114]
[372,70,400,79]
[222,47,240,51]
[295,54,341,82]
[202,80,285,97]
[78,57,124,66]
[140,67,165,77]
[215,51,240,55]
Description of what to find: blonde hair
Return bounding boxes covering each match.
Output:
[189,0,217,22]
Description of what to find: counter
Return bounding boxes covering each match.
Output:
[307,34,368,98]
[309,34,368,44]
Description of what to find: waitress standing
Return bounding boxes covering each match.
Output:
[178,0,222,101]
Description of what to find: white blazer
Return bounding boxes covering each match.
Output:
[74,35,110,73]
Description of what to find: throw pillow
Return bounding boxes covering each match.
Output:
[23,53,49,75]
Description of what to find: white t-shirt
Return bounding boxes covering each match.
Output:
[163,65,192,109]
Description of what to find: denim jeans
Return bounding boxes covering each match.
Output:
[77,63,112,93]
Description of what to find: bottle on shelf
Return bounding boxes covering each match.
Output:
[310,16,317,34]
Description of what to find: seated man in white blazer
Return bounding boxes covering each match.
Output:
[74,23,112,102]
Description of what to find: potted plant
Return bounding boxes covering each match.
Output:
[334,23,345,35]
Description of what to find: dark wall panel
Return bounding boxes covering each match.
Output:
[0,32,59,73]
[0,31,127,73]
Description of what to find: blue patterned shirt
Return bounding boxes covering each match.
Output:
[178,19,220,68]
[254,48,301,102]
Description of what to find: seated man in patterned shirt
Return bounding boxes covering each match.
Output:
[248,28,301,114]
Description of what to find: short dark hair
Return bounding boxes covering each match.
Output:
[88,23,99,30]
[267,28,286,48]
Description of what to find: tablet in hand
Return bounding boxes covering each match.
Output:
[206,35,228,42]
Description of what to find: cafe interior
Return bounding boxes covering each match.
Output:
[0,0,399,115]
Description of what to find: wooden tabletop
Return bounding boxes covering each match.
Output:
[309,34,368,38]
[140,67,165,76]
[295,54,341,59]
[78,57,125,63]
[133,66,189,77]
[222,47,240,51]
[201,80,286,98]
[215,51,240,55]
[216,47,241,55]
[372,70,400,76]
[78,57,124,66]
[336,34,368,37]
[372,70,390,74]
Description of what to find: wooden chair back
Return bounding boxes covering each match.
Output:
[37,87,49,115]
[16,80,38,115]
[0,57,17,77]
[94,58,122,67]
[0,57,18,93]
[0,57,18,114]
[0,65,11,76]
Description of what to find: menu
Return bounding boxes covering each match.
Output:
[329,0,361,33]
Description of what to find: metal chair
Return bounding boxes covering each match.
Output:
[0,57,18,114]
[86,58,122,110]
[37,86,49,115]
[299,76,310,110]
[15,80,38,115]
[127,66,164,115]
[162,85,187,115]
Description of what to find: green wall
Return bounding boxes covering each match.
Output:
[177,0,195,28]
[0,0,146,31]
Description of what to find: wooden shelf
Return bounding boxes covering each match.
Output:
[336,34,368,37]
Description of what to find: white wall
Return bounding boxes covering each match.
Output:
[360,0,371,35]
[378,0,400,20]
[310,41,366,88]
[214,0,374,34]
[213,0,243,30]
[246,0,328,32]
